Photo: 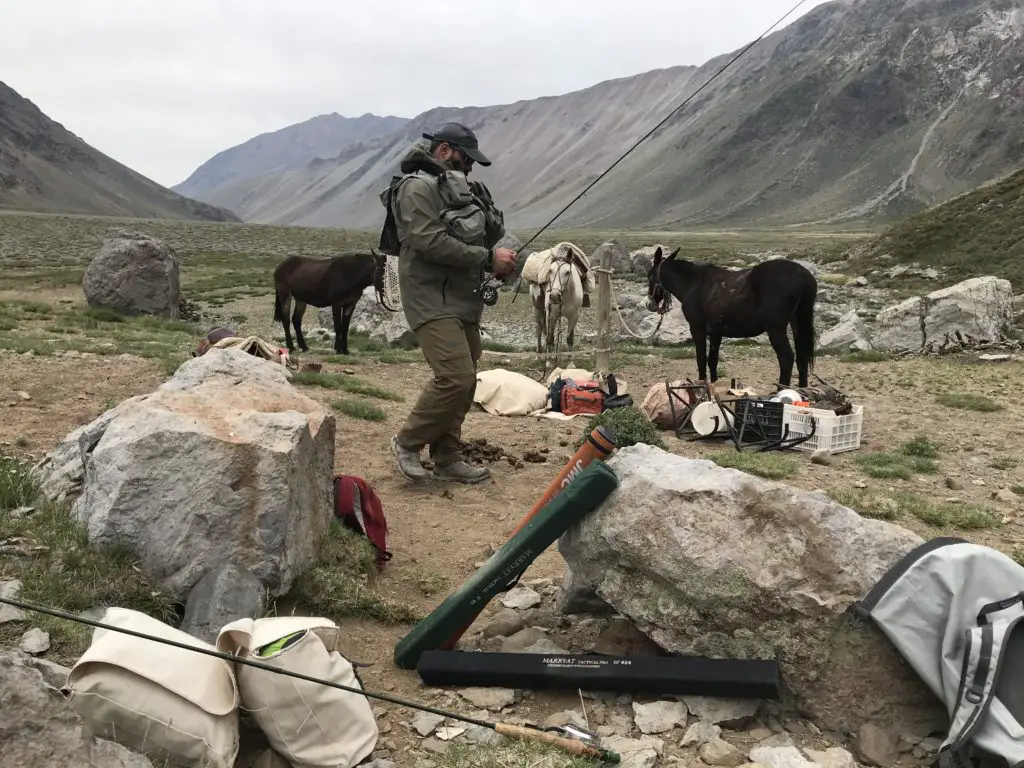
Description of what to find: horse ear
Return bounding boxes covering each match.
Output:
[652,247,662,265]
[667,247,680,261]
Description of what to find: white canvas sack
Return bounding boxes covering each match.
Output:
[217,615,378,768]
[66,607,240,768]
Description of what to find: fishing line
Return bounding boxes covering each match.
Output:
[0,595,487,725]
[507,0,812,299]
[0,595,619,761]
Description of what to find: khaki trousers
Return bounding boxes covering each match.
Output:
[397,317,481,465]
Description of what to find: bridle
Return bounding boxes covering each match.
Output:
[649,259,673,315]
[548,254,574,305]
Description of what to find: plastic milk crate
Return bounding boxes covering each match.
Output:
[781,403,864,453]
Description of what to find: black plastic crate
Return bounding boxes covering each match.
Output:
[733,398,785,442]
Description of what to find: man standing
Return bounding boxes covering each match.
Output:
[385,122,517,484]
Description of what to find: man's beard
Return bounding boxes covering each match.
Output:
[447,155,470,174]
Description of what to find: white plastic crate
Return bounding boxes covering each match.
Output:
[782,403,864,453]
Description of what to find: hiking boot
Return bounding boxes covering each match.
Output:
[432,460,491,485]
[391,435,428,482]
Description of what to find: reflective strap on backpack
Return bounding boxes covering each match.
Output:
[938,594,1024,768]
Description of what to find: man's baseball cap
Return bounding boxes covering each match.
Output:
[422,122,491,166]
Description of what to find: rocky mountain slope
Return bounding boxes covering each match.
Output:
[176,64,698,229]
[849,164,1024,286]
[0,82,240,222]
[172,112,409,199]
[179,0,1024,232]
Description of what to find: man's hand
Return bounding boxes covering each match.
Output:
[492,247,517,278]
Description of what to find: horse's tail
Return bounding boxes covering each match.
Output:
[273,288,283,322]
[793,276,817,373]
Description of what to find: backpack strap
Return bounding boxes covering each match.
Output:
[938,593,1024,768]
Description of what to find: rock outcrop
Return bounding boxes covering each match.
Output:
[557,443,947,737]
[841,276,1016,352]
[82,230,182,318]
[0,650,153,768]
[318,286,415,348]
[34,348,335,602]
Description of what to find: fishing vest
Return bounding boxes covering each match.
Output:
[378,169,504,256]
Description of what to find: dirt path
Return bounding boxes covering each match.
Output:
[3,346,1023,764]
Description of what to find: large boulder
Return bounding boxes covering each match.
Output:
[819,310,874,352]
[82,230,181,319]
[558,444,947,737]
[318,286,415,348]
[872,296,924,351]
[0,650,153,768]
[629,245,671,275]
[34,348,335,602]
[923,276,1015,343]
[870,276,1015,351]
[591,240,632,274]
[615,294,691,345]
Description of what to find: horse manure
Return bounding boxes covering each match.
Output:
[523,451,548,464]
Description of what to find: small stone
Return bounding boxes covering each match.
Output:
[754,734,796,750]
[700,737,746,767]
[16,390,31,400]
[500,584,542,610]
[463,724,505,746]
[435,726,466,741]
[804,747,857,768]
[601,735,664,768]
[544,710,590,731]
[498,627,547,652]
[993,488,1016,503]
[896,733,922,753]
[810,449,833,466]
[682,696,760,728]
[855,723,898,768]
[412,712,446,737]
[749,745,817,768]
[913,736,942,758]
[420,738,448,755]
[681,719,722,747]
[19,627,50,655]
[0,580,26,624]
[521,637,570,655]
[481,608,525,638]
[457,687,517,711]
[747,728,774,741]
[945,477,964,490]
[632,700,689,734]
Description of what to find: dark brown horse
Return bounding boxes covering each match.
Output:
[273,250,390,355]
[646,247,817,387]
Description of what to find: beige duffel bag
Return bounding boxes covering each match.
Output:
[66,607,240,768]
[217,615,379,768]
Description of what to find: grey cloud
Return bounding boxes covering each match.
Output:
[1,0,830,187]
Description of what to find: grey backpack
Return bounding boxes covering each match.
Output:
[854,537,1024,768]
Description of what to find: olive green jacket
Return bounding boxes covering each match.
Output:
[392,145,501,331]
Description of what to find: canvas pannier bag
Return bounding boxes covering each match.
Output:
[66,607,240,768]
[853,537,1024,768]
[216,616,378,768]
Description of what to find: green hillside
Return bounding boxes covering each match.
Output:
[850,166,1024,288]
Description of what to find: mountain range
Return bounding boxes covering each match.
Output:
[172,0,1024,232]
[0,82,239,222]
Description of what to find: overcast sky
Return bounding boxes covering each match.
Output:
[2,0,829,188]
